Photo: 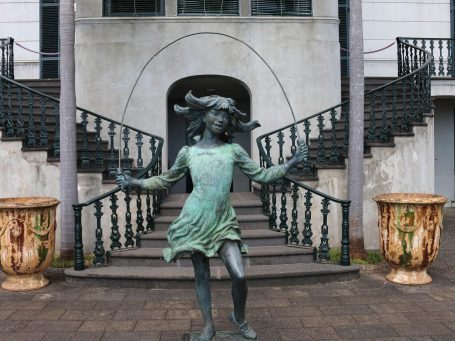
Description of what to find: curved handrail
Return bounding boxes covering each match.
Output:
[0,75,159,138]
[257,38,432,138]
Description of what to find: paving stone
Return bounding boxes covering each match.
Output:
[0,300,47,310]
[334,324,399,338]
[300,315,357,328]
[23,320,82,332]
[0,310,15,320]
[79,320,137,332]
[144,300,193,310]
[336,295,392,305]
[102,331,161,341]
[262,287,310,299]
[160,331,188,341]
[0,320,29,332]
[289,296,340,306]
[166,308,217,320]
[9,309,65,321]
[443,322,455,332]
[307,288,355,297]
[78,289,126,301]
[353,313,410,325]
[135,319,190,331]
[60,309,116,320]
[45,300,97,310]
[402,310,455,323]
[218,307,271,318]
[431,335,455,341]
[41,331,103,341]
[368,302,422,314]
[255,327,281,341]
[248,317,302,329]
[268,306,322,317]
[278,326,339,340]
[415,300,455,312]
[0,332,46,340]
[320,304,375,315]
[390,323,454,336]
[114,309,167,320]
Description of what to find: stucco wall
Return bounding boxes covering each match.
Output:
[75,2,341,168]
[0,133,117,255]
[0,0,40,79]
[363,0,452,77]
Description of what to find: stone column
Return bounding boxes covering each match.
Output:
[239,0,251,16]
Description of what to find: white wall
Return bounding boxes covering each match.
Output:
[363,0,452,77]
[0,0,40,78]
[75,1,341,169]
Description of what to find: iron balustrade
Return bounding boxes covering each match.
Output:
[0,75,161,178]
[400,38,455,78]
[0,38,14,79]
[256,37,432,265]
[73,140,163,270]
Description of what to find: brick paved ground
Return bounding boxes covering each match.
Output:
[0,209,453,341]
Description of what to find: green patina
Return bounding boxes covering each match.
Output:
[397,205,414,266]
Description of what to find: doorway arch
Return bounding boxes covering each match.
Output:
[167,75,252,194]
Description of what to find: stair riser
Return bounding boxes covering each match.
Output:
[154,220,270,231]
[65,271,360,289]
[109,253,313,267]
[160,206,264,216]
[138,236,286,248]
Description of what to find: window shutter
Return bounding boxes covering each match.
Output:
[251,0,312,16]
[339,0,349,77]
[40,0,59,78]
[177,0,239,16]
[104,0,165,16]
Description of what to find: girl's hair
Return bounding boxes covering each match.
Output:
[174,91,260,142]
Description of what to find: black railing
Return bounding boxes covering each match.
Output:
[0,38,14,79]
[73,140,163,270]
[255,37,432,266]
[0,75,161,178]
[401,38,455,78]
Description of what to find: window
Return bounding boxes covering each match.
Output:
[41,0,59,78]
[251,0,312,16]
[177,0,239,16]
[104,0,165,16]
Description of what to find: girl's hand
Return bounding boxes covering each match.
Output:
[294,139,309,163]
[284,139,309,171]
[116,173,143,191]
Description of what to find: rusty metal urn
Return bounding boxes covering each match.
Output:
[373,193,447,285]
[0,197,59,291]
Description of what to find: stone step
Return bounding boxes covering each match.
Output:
[64,263,361,289]
[154,214,269,231]
[108,245,314,267]
[138,229,286,248]
[160,200,263,216]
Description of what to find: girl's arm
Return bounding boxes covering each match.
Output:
[116,146,190,192]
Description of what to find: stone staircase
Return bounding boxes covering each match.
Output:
[0,79,134,180]
[65,192,360,288]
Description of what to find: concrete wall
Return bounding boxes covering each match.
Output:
[0,132,117,255]
[363,0,452,77]
[0,0,40,79]
[74,0,341,169]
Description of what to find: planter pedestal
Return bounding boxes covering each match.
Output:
[374,193,447,285]
[0,197,59,291]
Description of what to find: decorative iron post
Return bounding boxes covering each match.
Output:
[340,202,351,266]
[73,205,85,270]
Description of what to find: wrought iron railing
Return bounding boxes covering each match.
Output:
[400,38,454,78]
[255,37,432,265]
[0,38,14,79]
[0,75,161,178]
[72,141,163,270]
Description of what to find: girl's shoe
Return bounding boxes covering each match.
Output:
[228,312,257,340]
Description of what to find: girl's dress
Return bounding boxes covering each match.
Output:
[142,143,286,262]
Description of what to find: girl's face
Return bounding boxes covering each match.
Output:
[203,109,230,135]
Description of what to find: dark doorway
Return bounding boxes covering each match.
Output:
[167,75,252,194]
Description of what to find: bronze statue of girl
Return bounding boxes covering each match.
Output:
[116,91,308,340]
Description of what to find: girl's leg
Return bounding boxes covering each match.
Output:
[191,252,215,339]
[218,240,247,323]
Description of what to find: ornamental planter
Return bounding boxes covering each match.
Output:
[374,193,447,285]
[0,197,59,291]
